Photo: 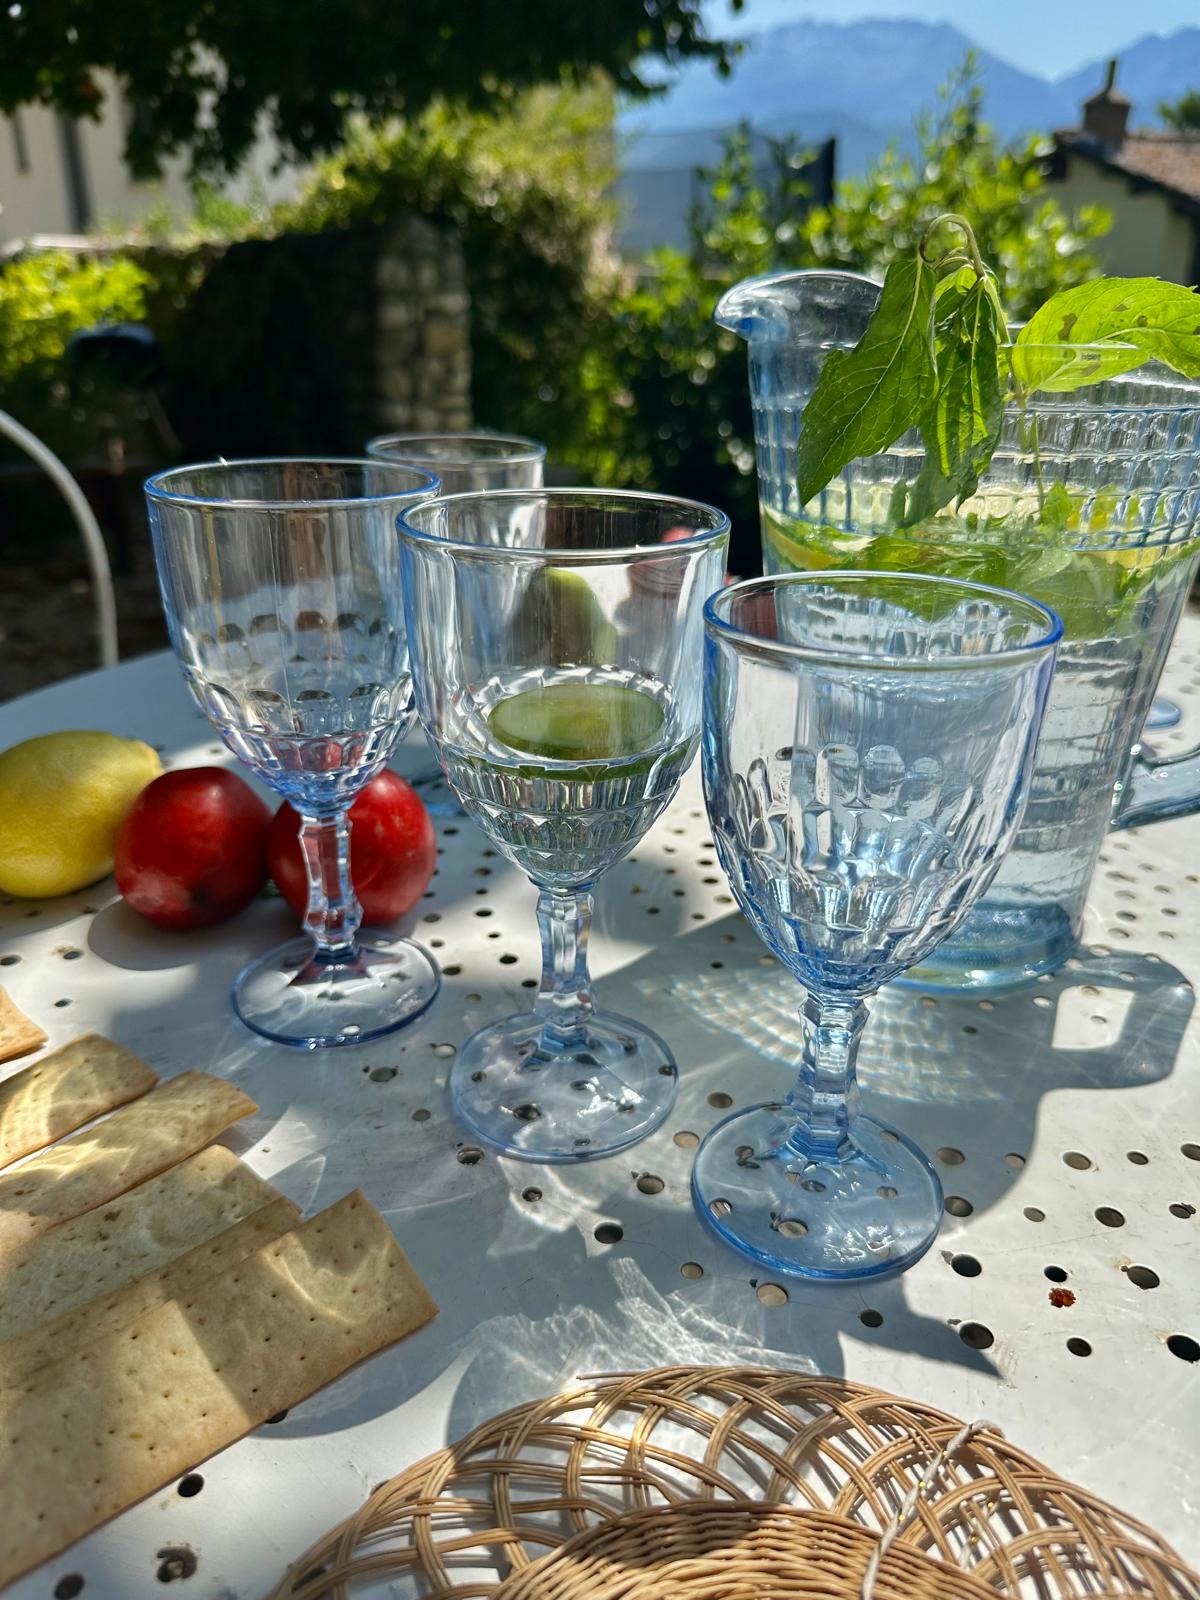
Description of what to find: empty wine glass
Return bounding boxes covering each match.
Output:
[365,432,547,816]
[400,489,729,1161]
[145,458,441,1048]
[365,431,546,493]
[696,572,1060,1277]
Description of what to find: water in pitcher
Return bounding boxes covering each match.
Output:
[761,505,1200,986]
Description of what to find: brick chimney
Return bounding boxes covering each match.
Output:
[1082,59,1131,152]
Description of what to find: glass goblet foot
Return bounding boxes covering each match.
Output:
[692,1103,943,1281]
[449,1009,677,1161]
[234,932,440,1049]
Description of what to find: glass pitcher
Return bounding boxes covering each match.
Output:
[716,269,1200,991]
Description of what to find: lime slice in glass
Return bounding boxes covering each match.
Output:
[489,683,666,762]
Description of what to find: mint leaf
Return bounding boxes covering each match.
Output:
[1017,277,1200,386]
[1008,341,1143,395]
[795,253,937,505]
[902,276,1003,525]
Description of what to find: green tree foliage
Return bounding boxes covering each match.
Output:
[1159,90,1200,132]
[799,60,1111,320]
[281,85,616,463]
[0,251,150,384]
[0,0,737,178]
[570,59,1112,555]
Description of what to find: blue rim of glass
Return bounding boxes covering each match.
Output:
[365,431,548,466]
[706,570,1064,670]
[144,457,441,512]
[398,487,731,562]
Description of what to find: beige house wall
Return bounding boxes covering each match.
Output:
[0,72,294,246]
[0,103,74,238]
[1052,155,1196,284]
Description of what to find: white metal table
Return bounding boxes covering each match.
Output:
[1,636,1198,1600]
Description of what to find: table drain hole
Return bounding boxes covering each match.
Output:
[951,1254,981,1277]
[707,1091,733,1109]
[673,1130,699,1149]
[1023,1206,1045,1222]
[54,1577,84,1599]
[636,1174,664,1195]
[1182,1143,1200,1161]
[959,1322,994,1350]
[1168,1334,1199,1362]
[1127,1150,1149,1165]
[772,1217,808,1237]
[936,1147,965,1167]
[1067,1338,1092,1358]
[155,1546,197,1583]
[756,1283,788,1306]
[456,1146,483,1164]
[1126,1265,1159,1290]
[681,1262,704,1280]
[594,1222,623,1244]
[1169,1202,1195,1219]
[1004,1152,1026,1168]
[1095,1206,1125,1228]
[177,1473,203,1498]
[443,965,462,977]
[859,1309,884,1329]
[522,1187,542,1203]
[1063,1151,1093,1170]
[1044,1265,1068,1283]
[944,1196,973,1217]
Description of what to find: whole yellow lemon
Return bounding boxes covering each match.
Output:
[0,730,162,898]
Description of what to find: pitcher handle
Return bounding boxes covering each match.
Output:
[1112,741,1200,831]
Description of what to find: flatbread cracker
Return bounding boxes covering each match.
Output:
[0,1070,257,1257]
[0,1147,281,1340]
[0,1194,299,1388]
[0,1032,157,1170]
[0,988,46,1067]
[0,1191,437,1586]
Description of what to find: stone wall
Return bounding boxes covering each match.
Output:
[373,218,472,434]
[159,216,471,458]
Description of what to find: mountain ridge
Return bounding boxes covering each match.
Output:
[620,18,1200,153]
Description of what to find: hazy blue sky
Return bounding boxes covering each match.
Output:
[705,0,1199,78]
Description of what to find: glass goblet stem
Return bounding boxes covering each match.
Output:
[297,810,362,961]
[786,992,867,1161]
[533,886,595,1048]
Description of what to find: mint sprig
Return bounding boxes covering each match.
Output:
[795,219,1200,524]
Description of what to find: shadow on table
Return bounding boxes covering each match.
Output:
[60,855,1194,1446]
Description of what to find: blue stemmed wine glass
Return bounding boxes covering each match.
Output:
[696,572,1061,1277]
[400,489,729,1161]
[145,459,441,1048]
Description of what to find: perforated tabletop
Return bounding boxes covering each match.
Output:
[0,633,1198,1600]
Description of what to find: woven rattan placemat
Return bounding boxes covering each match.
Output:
[269,1364,1200,1599]
[493,1503,999,1600]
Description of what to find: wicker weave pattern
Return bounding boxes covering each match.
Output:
[493,1504,999,1600]
[271,1366,1200,1599]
